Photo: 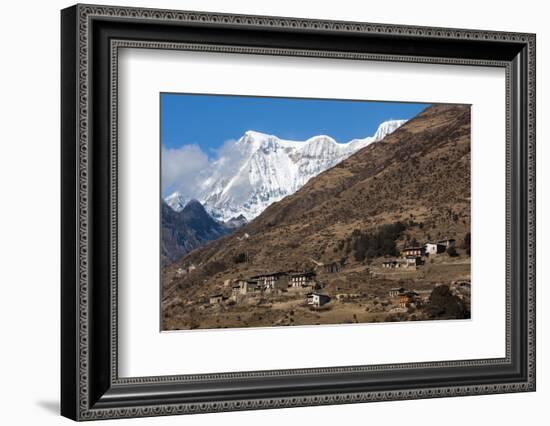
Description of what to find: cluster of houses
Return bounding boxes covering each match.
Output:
[175,264,196,276]
[205,258,346,309]
[382,238,456,270]
[230,270,319,296]
[208,270,332,308]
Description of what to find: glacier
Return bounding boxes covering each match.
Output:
[165,119,406,221]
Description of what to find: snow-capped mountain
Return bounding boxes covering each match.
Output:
[165,191,186,212]
[223,214,248,229]
[194,119,406,221]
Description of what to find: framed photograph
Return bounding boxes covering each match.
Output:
[61,4,536,421]
[159,94,470,331]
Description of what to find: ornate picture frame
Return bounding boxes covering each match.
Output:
[61,4,535,421]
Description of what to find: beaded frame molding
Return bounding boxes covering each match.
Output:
[61,4,536,421]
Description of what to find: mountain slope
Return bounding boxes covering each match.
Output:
[194,119,406,221]
[161,199,231,265]
[162,104,471,320]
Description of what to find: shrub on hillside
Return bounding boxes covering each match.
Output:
[233,252,247,263]
[447,246,458,257]
[350,221,407,261]
[423,285,468,319]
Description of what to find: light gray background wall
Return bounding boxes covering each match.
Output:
[0,0,546,424]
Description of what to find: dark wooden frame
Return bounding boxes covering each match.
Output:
[61,4,536,421]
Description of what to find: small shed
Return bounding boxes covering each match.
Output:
[209,294,224,304]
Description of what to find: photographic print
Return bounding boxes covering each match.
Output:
[160,94,471,331]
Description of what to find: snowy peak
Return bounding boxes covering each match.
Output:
[242,130,274,141]
[237,130,287,154]
[238,120,404,155]
[224,214,248,229]
[346,119,407,150]
[198,119,407,222]
[165,191,186,212]
[372,119,407,141]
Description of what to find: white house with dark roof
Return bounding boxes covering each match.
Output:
[306,293,331,307]
[425,242,446,255]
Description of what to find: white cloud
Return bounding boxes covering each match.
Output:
[161,144,210,198]
[208,138,245,177]
[162,138,251,201]
[213,138,239,158]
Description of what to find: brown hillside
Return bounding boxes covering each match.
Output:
[162,104,471,329]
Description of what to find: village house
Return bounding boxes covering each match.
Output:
[401,246,425,257]
[389,287,406,297]
[236,279,261,295]
[382,260,401,269]
[323,262,341,273]
[209,294,224,304]
[251,272,288,291]
[425,242,446,255]
[438,238,456,249]
[231,283,241,298]
[306,292,331,307]
[405,256,423,268]
[399,291,419,308]
[288,270,316,289]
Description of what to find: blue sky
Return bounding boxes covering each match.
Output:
[160,94,430,197]
[161,93,429,155]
